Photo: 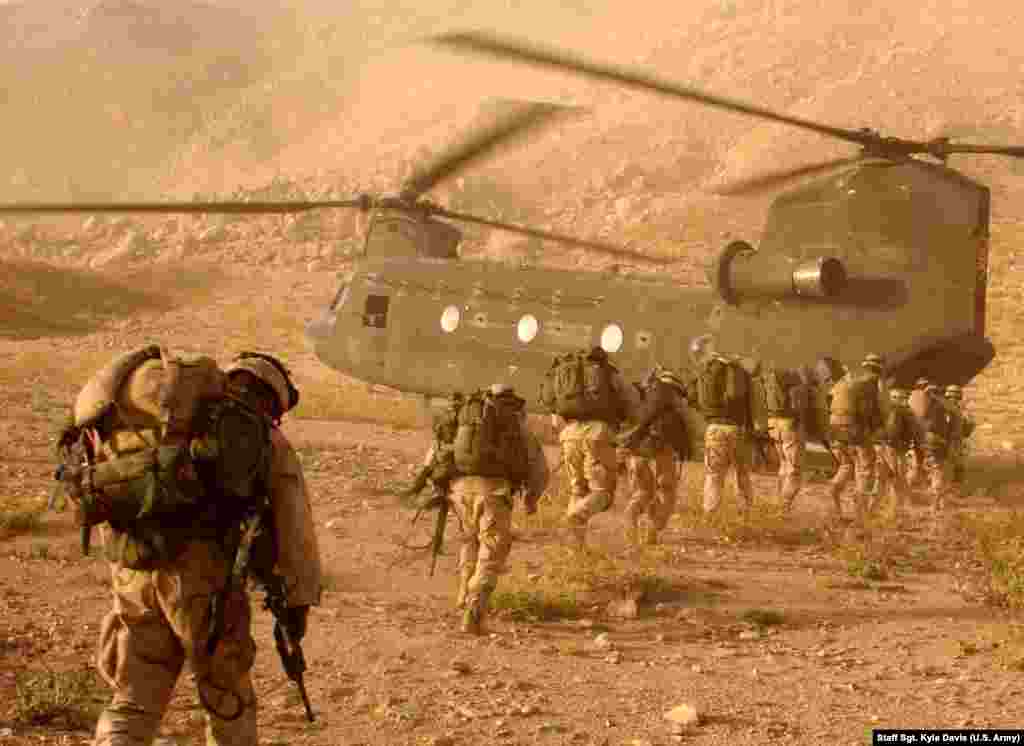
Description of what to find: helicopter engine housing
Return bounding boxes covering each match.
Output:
[713,240,847,305]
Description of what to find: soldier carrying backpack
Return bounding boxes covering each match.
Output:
[541,346,634,549]
[685,337,755,517]
[411,383,548,635]
[826,353,885,522]
[873,386,917,519]
[760,363,812,511]
[943,384,974,489]
[617,366,690,546]
[909,381,954,520]
[55,346,322,746]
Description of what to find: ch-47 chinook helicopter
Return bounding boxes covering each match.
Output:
[3,34,1022,465]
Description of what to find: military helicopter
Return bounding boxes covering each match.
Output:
[3,33,1021,465]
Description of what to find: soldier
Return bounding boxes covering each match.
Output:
[826,353,884,522]
[419,384,548,634]
[69,348,323,746]
[686,336,755,517]
[760,363,812,511]
[905,377,931,487]
[910,381,954,522]
[617,366,690,546]
[542,347,633,549]
[944,384,975,489]
[873,386,916,519]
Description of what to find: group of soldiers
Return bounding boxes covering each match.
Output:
[408,336,977,639]
[55,340,975,745]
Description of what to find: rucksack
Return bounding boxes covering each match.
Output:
[645,381,690,460]
[909,391,950,444]
[762,366,794,416]
[541,348,620,422]
[828,375,858,426]
[696,357,748,421]
[453,389,530,483]
[56,345,272,568]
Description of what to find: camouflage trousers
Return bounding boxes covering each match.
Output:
[827,438,876,520]
[905,447,923,487]
[921,447,952,514]
[448,476,513,624]
[702,424,753,515]
[949,442,967,486]
[872,443,909,516]
[93,541,257,746]
[767,417,803,509]
[624,445,678,545]
[560,420,618,545]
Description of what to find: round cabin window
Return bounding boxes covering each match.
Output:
[600,323,624,353]
[440,305,461,333]
[517,314,539,343]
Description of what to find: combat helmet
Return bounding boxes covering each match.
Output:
[646,365,686,394]
[914,377,930,390]
[945,384,963,400]
[861,353,884,374]
[226,351,300,418]
[688,334,715,365]
[925,381,941,395]
[889,387,909,402]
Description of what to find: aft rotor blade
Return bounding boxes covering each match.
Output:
[401,100,586,200]
[429,31,876,149]
[0,198,371,215]
[712,155,863,196]
[938,143,1024,159]
[431,205,671,263]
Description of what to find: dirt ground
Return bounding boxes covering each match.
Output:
[2,264,1023,746]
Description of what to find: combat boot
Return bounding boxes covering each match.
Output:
[461,604,483,635]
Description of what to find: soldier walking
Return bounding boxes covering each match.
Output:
[57,347,322,746]
[873,386,916,520]
[542,347,633,549]
[759,363,812,511]
[944,384,975,491]
[617,366,690,546]
[686,336,755,518]
[826,353,884,522]
[909,381,954,524]
[415,384,548,634]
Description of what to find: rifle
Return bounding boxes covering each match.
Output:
[429,498,449,578]
[264,574,315,722]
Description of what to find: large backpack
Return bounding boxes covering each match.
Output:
[56,345,272,568]
[696,356,748,421]
[828,375,858,427]
[762,366,795,416]
[541,348,621,422]
[453,389,530,483]
[908,390,950,445]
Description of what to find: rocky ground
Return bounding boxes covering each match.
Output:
[1,255,1024,746]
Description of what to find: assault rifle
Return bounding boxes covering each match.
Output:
[264,573,316,722]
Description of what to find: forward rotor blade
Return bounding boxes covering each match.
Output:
[712,155,863,196]
[0,198,371,215]
[431,205,670,263]
[429,31,876,149]
[401,100,586,200]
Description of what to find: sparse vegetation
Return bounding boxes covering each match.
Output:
[491,589,582,621]
[741,608,785,628]
[14,667,106,730]
[957,511,1024,610]
[0,505,44,539]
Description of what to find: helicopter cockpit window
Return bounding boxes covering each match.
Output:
[600,324,624,353]
[441,305,461,333]
[363,294,390,329]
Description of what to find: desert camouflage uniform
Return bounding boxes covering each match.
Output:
[872,390,915,518]
[918,386,954,518]
[421,409,548,633]
[553,370,635,547]
[944,387,974,490]
[761,366,811,510]
[620,373,688,545]
[685,354,755,515]
[826,356,884,521]
[87,356,322,746]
